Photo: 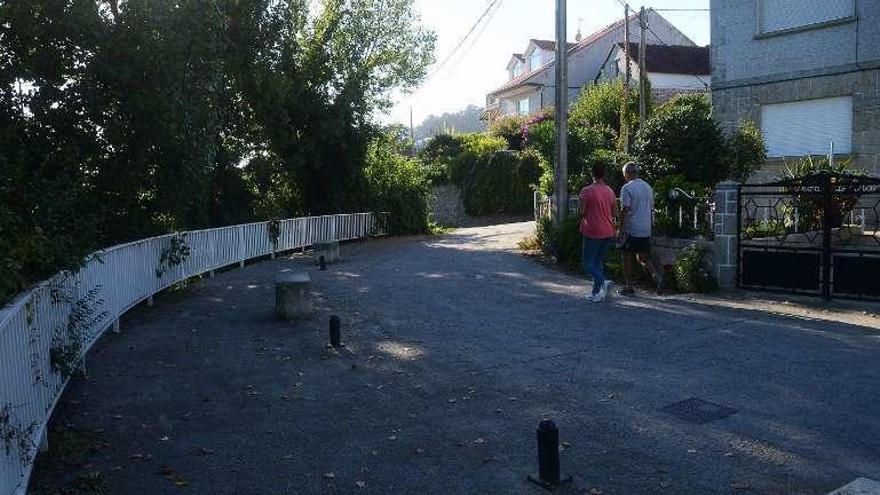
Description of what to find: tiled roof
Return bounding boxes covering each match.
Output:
[530,39,577,52]
[618,43,710,75]
[568,11,639,54]
[489,12,643,96]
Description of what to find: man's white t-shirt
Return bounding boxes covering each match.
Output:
[620,178,654,238]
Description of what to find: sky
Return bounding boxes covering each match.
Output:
[383,0,710,127]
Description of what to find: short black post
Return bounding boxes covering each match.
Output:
[319,255,327,271]
[329,315,341,347]
[527,419,571,490]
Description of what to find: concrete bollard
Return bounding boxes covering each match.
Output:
[275,272,312,320]
[313,241,340,266]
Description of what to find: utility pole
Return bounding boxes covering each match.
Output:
[554,0,568,226]
[622,4,631,154]
[638,6,647,127]
[409,106,415,153]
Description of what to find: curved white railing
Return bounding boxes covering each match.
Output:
[0,212,387,495]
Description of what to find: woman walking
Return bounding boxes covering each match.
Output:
[578,162,617,302]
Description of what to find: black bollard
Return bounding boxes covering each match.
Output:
[527,419,571,490]
[329,315,341,347]
[319,255,327,271]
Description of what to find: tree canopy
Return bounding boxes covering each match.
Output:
[0,0,435,303]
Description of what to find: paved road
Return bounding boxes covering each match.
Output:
[32,222,880,494]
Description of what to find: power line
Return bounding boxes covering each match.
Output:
[429,0,502,78]
[448,0,506,75]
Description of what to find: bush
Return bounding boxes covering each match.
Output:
[364,131,431,235]
[569,80,651,147]
[673,243,716,293]
[488,115,528,150]
[536,215,582,271]
[451,135,541,215]
[418,133,465,185]
[633,93,728,187]
[727,120,766,183]
[526,118,619,195]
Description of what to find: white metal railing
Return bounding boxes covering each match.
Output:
[0,212,388,495]
[533,191,715,236]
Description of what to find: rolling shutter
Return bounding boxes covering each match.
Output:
[760,0,854,33]
[761,96,853,157]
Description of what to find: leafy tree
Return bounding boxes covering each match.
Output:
[569,80,651,149]
[633,94,728,186]
[362,127,430,235]
[727,120,766,182]
[0,0,436,305]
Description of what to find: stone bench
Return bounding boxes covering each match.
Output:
[275,271,312,320]
[313,241,340,265]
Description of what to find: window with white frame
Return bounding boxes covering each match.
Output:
[518,98,530,115]
[512,61,523,78]
[529,49,542,71]
[760,96,853,157]
[758,0,854,34]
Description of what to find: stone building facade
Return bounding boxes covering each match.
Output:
[711,0,880,180]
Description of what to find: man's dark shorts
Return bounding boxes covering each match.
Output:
[621,235,651,254]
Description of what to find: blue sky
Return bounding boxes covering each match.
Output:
[384,0,710,126]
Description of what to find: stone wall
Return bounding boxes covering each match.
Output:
[652,236,713,270]
[429,185,470,227]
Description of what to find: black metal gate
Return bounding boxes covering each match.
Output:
[737,171,880,300]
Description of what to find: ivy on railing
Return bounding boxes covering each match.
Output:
[49,287,107,381]
[0,404,38,464]
[268,218,281,252]
[155,233,191,278]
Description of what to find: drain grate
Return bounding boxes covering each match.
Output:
[660,397,737,424]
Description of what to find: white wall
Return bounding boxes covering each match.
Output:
[648,72,708,90]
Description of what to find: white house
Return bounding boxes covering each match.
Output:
[597,43,710,102]
[484,9,698,122]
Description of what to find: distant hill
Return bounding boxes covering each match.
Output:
[413,105,485,143]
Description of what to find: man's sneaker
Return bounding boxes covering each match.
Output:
[620,287,635,296]
[585,292,602,302]
[599,280,614,301]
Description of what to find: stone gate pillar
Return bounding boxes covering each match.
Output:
[713,181,739,289]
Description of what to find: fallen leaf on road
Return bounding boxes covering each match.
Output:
[324,472,336,480]
[687,449,697,453]
[129,454,144,460]
[447,399,457,403]
[355,481,366,488]
[731,482,751,490]
[589,489,603,495]
[387,436,397,441]
[473,438,485,445]
[413,448,424,455]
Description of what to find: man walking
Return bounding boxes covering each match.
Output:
[579,162,617,302]
[618,162,662,295]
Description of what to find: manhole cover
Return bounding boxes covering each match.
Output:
[660,397,737,424]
